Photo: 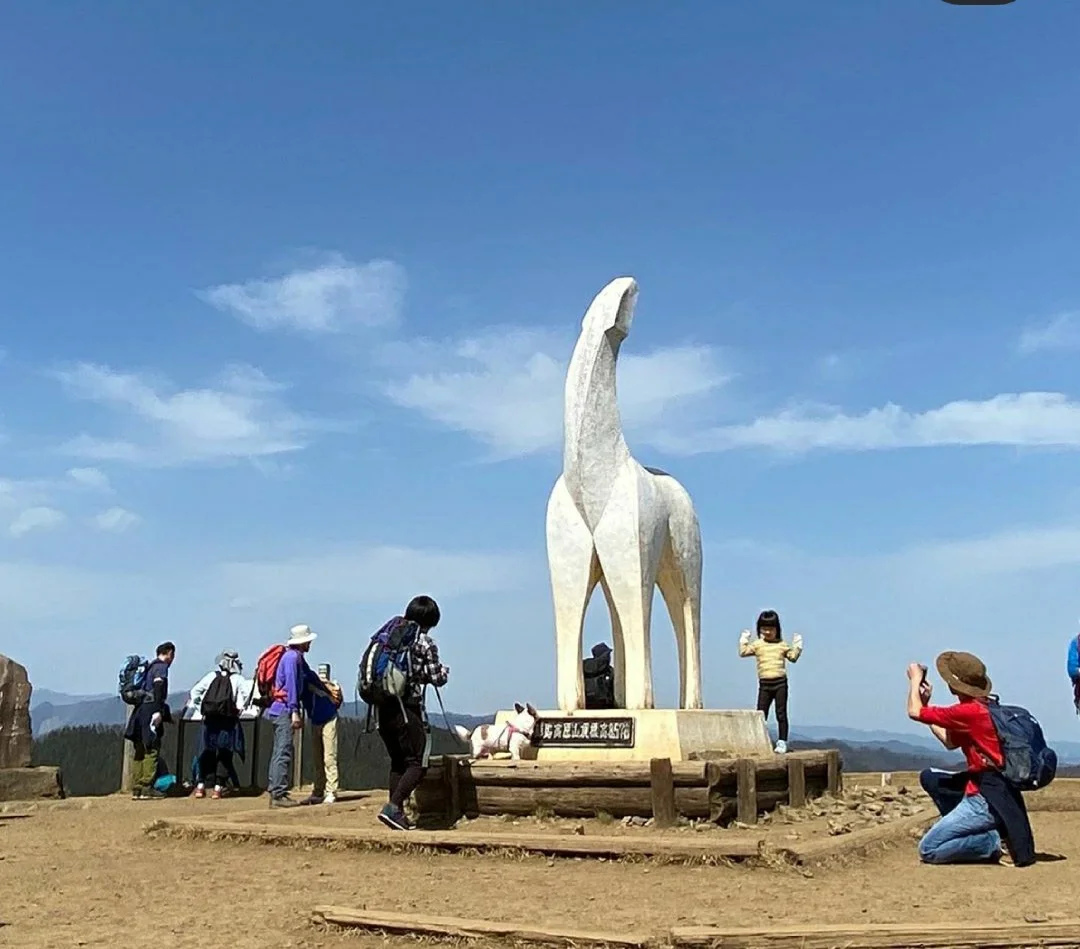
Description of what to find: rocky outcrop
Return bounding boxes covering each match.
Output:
[0,655,33,769]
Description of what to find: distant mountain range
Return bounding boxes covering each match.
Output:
[29,690,1080,766]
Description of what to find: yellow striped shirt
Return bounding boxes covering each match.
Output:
[738,634,802,681]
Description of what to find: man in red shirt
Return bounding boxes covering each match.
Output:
[906,651,1004,864]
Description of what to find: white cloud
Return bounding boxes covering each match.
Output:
[92,506,141,533]
[661,392,1080,455]
[9,506,65,538]
[66,467,111,491]
[199,255,405,334]
[381,328,728,459]
[54,362,319,466]
[1017,312,1080,355]
[218,544,528,607]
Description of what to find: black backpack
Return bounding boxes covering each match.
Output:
[201,670,238,719]
[583,643,616,710]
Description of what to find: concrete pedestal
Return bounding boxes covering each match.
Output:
[492,708,772,762]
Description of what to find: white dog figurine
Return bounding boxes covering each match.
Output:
[454,703,538,760]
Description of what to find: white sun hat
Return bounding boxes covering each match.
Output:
[287,624,318,647]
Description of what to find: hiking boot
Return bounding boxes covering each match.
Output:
[269,795,299,809]
[303,793,324,805]
[378,804,413,831]
[131,788,143,801]
[142,788,167,800]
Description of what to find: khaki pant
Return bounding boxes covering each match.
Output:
[312,717,339,797]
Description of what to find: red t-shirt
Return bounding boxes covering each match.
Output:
[918,697,1003,795]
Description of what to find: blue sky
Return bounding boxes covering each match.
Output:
[4,2,1080,736]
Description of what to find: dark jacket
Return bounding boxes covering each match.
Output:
[975,770,1036,867]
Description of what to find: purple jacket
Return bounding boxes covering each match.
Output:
[265,648,317,718]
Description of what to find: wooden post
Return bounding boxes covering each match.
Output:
[787,757,806,808]
[443,755,462,824]
[120,705,135,793]
[291,720,303,791]
[826,749,842,796]
[649,757,677,828]
[735,758,757,825]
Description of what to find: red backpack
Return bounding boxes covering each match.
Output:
[254,644,287,708]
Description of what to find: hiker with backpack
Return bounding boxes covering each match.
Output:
[1067,633,1080,713]
[359,595,449,831]
[907,652,1045,867]
[186,650,252,799]
[258,624,321,808]
[302,663,343,805]
[121,642,176,801]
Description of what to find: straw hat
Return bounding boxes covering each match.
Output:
[935,651,992,698]
[287,624,318,647]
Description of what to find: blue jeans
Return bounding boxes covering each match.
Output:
[918,769,1001,864]
[268,713,294,799]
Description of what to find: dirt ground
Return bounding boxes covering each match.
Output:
[3,781,1080,949]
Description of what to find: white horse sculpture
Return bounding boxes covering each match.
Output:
[546,277,704,712]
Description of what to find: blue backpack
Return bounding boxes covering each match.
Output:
[987,697,1057,791]
[357,618,419,706]
[118,655,153,706]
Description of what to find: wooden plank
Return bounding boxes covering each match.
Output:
[152,816,767,860]
[649,758,677,828]
[826,749,842,795]
[786,758,806,808]
[313,906,652,947]
[671,919,1080,949]
[735,759,757,826]
[789,808,935,864]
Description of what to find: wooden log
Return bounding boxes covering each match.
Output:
[458,759,712,787]
[649,758,677,828]
[787,759,806,808]
[313,906,652,947]
[735,759,757,826]
[461,785,789,821]
[155,817,767,860]
[670,919,1080,949]
[826,749,842,795]
[789,808,936,864]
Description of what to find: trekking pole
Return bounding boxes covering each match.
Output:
[432,685,454,734]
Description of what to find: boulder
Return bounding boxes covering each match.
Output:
[0,654,33,769]
[0,766,64,801]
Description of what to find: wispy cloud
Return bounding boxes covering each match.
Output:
[199,254,406,334]
[54,362,320,466]
[9,506,65,538]
[1017,312,1080,355]
[92,506,141,533]
[657,392,1080,455]
[218,544,528,607]
[67,467,111,491]
[381,328,728,459]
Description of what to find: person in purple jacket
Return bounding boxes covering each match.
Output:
[265,624,320,808]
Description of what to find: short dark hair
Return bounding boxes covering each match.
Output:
[156,641,176,657]
[756,610,781,635]
[405,595,440,630]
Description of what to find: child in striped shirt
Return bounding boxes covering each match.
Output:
[739,609,803,754]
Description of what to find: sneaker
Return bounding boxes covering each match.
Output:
[378,803,413,831]
[774,740,789,754]
[302,793,324,806]
[269,795,299,809]
[211,787,223,800]
[142,788,167,801]
[193,785,206,799]
[323,792,336,805]
[130,788,143,801]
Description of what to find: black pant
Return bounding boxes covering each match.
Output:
[198,747,235,788]
[757,677,789,741]
[377,701,429,809]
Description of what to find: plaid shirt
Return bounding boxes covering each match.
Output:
[406,628,449,707]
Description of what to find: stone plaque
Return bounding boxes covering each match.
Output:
[0,654,33,769]
[533,717,635,748]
